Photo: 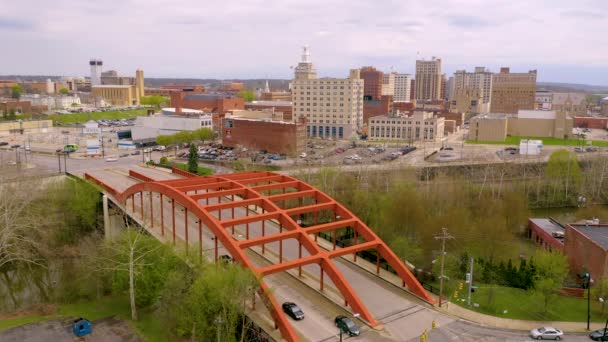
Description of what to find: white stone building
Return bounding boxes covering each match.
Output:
[291,46,364,139]
[369,111,445,142]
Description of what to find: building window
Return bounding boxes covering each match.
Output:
[339,127,344,138]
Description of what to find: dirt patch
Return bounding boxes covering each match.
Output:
[0,304,57,320]
[0,317,141,342]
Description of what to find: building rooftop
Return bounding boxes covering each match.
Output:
[183,93,235,101]
[569,224,608,250]
[472,113,515,119]
[92,85,132,89]
[247,101,292,106]
[530,218,565,241]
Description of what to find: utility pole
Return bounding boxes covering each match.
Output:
[467,256,474,306]
[435,227,453,307]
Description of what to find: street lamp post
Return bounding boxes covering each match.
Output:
[215,316,222,342]
[600,297,608,341]
[585,272,592,331]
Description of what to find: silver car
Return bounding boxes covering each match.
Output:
[530,327,563,340]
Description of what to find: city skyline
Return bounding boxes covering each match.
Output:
[1,0,607,85]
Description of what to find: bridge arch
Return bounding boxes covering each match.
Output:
[86,170,435,342]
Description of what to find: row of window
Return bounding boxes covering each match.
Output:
[370,126,435,140]
[306,125,345,138]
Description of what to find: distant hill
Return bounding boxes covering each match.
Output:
[538,82,608,94]
[0,75,292,91]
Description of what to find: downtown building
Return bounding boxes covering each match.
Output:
[291,47,364,139]
[490,67,537,114]
[451,67,493,113]
[415,57,442,101]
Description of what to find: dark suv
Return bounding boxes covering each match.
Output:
[282,302,304,320]
[335,315,360,336]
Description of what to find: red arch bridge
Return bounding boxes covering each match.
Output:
[85,168,435,341]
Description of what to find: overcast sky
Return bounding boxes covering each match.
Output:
[1,0,607,85]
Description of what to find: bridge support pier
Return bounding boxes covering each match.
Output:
[103,195,125,240]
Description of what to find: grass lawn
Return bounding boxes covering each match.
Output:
[466,136,608,147]
[452,284,605,322]
[0,296,168,341]
[173,162,214,176]
[39,109,149,125]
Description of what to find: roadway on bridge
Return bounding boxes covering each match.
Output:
[95,168,591,342]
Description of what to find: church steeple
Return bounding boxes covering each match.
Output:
[264,80,270,93]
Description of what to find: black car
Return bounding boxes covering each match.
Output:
[218,255,233,263]
[590,328,608,341]
[131,150,141,155]
[335,315,360,336]
[282,302,304,320]
[0,141,8,146]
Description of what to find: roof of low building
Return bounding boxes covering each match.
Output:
[569,224,608,250]
[530,218,565,236]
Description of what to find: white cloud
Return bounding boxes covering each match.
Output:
[0,0,606,84]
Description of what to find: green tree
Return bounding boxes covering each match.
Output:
[10,85,23,100]
[545,149,582,205]
[58,88,69,95]
[192,127,214,144]
[174,131,194,145]
[156,135,174,147]
[188,144,198,173]
[389,236,423,268]
[140,95,168,108]
[592,278,608,315]
[103,229,176,320]
[176,263,259,341]
[236,89,255,102]
[532,250,569,313]
[8,109,17,120]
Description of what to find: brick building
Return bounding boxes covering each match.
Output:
[528,218,565,252]
[260,92,292,101]
[360,66,383,100]
[363,95,393,124]
[393,101,415,113]
[170,92,244,114]
[574,116,608,129]
[222,110,306,156]
[564,223,608,280]
[0,100,32,114]
[245,101,293,121]
[490,67,537,114]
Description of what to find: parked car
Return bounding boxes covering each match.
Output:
[219,255,233,264]
[589,328,608,341]
[282,302,304,320]
[586,147,599,152]
[131,150,141,155]
[105,157,118,162]
[119,153,130,158]
[299,152,307,158]
[335,316,360,337]
[0,142,8,146]
[530,327,563,340]
[153,145,166,151]
[335,148,345,154]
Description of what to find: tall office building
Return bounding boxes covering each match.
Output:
[89,59,103,86]
[415,57,442,101]
[394,74,412,102]
[452,67,493,113]
[359,66,383,100]
[291,46,364,139]
[490,67,537,114]
[381,72,396,96]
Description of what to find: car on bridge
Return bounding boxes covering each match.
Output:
[335,315,360,337]
[282,302,304,320]
[530,326,563,340]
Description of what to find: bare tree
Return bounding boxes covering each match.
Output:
[99,227,163,320]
